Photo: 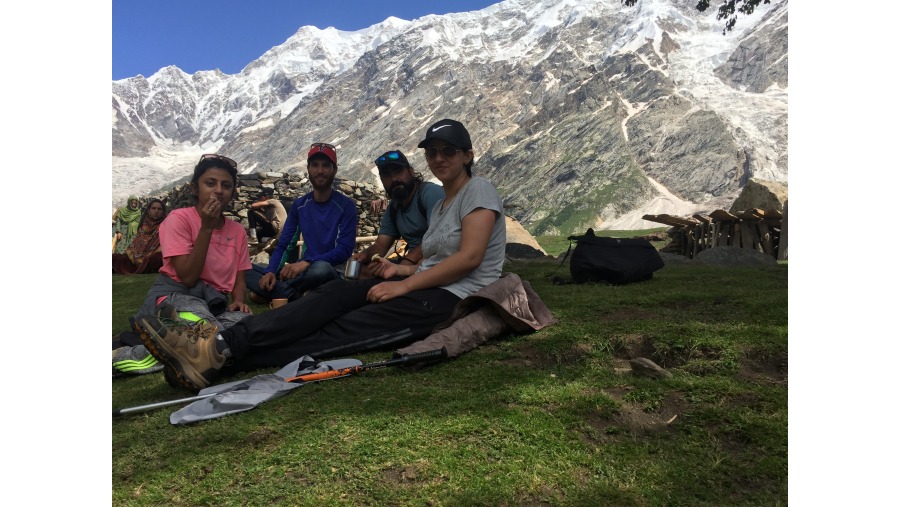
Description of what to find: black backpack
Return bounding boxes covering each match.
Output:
[561,228,665,285]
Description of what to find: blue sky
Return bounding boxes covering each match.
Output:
[113,0,502,80]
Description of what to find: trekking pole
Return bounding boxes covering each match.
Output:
[283,348,447,383]
[113,349,447,417]
[112,375,345,417]
[113,393,215,417]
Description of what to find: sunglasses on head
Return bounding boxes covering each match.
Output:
[199,153,237,169]
[375,150,407,169]
[424,146,463,160]
[310,142,336,152]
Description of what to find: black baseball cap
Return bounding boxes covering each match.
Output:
[416,119,472,149]
[375,150,411,171]
[257,187,274,198]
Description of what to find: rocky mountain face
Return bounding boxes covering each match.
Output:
[111,0,788,234]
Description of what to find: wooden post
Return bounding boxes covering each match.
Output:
[722,222,731,247]
[718,221,731,247]
[777,200,788,260]
[701,222,709,252]
[740,222,755,250]
[731,222,740,247]
[692,225,701,258]
[758,221,773,256]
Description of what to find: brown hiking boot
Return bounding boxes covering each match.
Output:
[162,364,193,392]
[138,315,224,392]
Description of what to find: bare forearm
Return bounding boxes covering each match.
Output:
[359,235,393,262]
[400,250,483,292]
[172,227,214,287]
[231,271,247,303]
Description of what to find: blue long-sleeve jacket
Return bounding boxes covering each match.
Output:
[265,190,358,274]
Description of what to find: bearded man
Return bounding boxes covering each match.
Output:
[352,150,444,278]
[245,143,358,302]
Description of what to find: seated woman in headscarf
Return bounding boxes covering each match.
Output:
[112,195,142,254]
[112,199,167,275]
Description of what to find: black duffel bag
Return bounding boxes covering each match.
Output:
[561,228,664,285]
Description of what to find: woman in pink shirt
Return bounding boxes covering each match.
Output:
[131,154,253,340]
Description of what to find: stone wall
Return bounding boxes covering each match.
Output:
[124,173,550,259]
[137,172,388,243]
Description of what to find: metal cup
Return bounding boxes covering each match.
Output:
[344,259,361,280]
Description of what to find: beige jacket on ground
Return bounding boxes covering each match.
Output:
[395,273,558,358]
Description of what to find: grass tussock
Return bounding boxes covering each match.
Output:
[112,239,787,506]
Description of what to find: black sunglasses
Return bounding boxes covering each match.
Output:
[199,153,237,169]
[310,142,336,151]
[424,146,463,159]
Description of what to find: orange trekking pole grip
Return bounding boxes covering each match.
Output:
[290,366,364,382]
[283,348,447,384]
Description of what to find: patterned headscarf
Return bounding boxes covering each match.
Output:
[125,199,167,266]
[116,195,142,239]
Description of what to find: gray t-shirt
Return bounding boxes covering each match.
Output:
[378,181,445,249]
[418,176,506,299]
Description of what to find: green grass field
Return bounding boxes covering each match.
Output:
[112,241,787,506]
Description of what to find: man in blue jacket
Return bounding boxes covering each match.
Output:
[246,143,357,302]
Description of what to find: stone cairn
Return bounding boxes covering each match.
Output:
[135,172,387,251]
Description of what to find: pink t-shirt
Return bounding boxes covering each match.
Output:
[159,207,252,294]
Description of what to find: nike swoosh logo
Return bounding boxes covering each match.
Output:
[226,236,234,241]
[432,125,451,132]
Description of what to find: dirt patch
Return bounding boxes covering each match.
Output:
[581,387,685,445]
[382,465,419,483]
[609,334,657,361]
[502,341,593,369]
[381,463,443,488]
[245,427,276,448]
[740,347,788,384]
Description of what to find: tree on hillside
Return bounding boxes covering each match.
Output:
[622,0,772,35]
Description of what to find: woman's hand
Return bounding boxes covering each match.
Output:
[372,258,418,279]
[228,301,252,314]
[199,195,221,229]
[369,257,393,279]
[367,280,410,303]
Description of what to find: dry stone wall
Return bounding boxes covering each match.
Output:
[125,173,550,259]
[138,172,387,242]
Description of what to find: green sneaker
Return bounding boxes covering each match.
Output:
[112,345,163,377]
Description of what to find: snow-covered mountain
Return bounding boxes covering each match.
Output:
[112,0,787,233]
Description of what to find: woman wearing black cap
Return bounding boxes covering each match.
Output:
[138,120,506,391]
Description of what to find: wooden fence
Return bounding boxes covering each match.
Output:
[642,207,786,260]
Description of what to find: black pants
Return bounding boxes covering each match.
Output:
[220,278,461,372]
[248,209,277,238]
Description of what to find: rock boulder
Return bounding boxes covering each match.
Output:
[729,178,788,213]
